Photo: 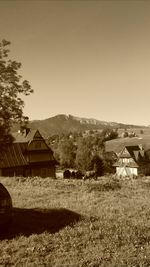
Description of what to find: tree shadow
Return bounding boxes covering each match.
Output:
[0,207,81,240]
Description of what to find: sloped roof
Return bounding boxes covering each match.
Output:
[120,145,146,162]
[0,129,56,169]
[26,130,41,143]
[0,143,27,168]
[133,150,140,161]
[119,145,141,159]
[126,145,140,156]
[12,132,27,143]
[13,129,37,143]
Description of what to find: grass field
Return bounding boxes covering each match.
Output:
[0,175,150,266]
[105,127,150,154]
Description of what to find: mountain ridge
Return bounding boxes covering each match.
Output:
[12,114,146,137]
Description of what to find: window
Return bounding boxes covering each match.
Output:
[122,158,130,163]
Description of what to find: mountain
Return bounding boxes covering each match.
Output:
[12,114,144,137]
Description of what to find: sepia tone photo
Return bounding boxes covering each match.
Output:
[0,0,150,266]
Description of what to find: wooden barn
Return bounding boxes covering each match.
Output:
[0,129,57,178]
[113,145,150,177]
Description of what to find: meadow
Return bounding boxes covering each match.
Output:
[0,175,150,266]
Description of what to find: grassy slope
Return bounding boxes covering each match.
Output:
[0,176,150,266]
[105,130,150,154]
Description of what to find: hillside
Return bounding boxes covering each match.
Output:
[105,134,150,154]
[12,114,146,137]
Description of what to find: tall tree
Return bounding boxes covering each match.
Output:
[56,138,77,168]
[75,137,93,171]
[0,39,33,149]
[91,155,104,177]
[75,136,103,171]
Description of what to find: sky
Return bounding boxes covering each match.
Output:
[0,0,150,126]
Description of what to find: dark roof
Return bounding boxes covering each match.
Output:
[0,143,27,168]
[0,129,56,169]
[13,129,38,143]
[26,130,40,143]
[119,146,141,158]
[119,145,145,162]
[126,145,141,156]
[134,150,140,161]
[12,132,27,143]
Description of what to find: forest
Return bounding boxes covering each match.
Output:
[48,128,118,175]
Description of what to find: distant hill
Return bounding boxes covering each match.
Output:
[12,114,146,137]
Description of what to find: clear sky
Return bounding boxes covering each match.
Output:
[0,0,150,125]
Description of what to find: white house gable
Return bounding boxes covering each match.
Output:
[114,145,142,177]
[120,147,130,157]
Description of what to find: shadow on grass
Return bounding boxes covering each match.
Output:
[0,207,81,240]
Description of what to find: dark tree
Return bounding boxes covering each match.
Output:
[75,137,93,171]
[101,128,118,141]
[91,155,104,177]
[75,135,105,172]
[56,138,77,168]
[0,40,33,149]
[103,151,117,174]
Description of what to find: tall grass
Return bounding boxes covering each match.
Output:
[0,176,150,266]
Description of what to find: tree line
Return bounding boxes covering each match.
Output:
[48,129,118,175]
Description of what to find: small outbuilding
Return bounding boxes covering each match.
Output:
[0,128,57,178]
[113,145,148,177]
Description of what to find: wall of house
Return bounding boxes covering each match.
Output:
[1,167,25,177]
[1,165,56,178]
[28,151,53,163]
[131,168,138,176]
[122,158,133,163]
[116,167,138,177]
[28,140,49,151]
[28,166,56,178]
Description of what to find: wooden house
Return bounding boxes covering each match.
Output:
[113,145,149,177]
[0,129,57,178]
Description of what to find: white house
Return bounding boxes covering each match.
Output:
[113,145,146,177]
